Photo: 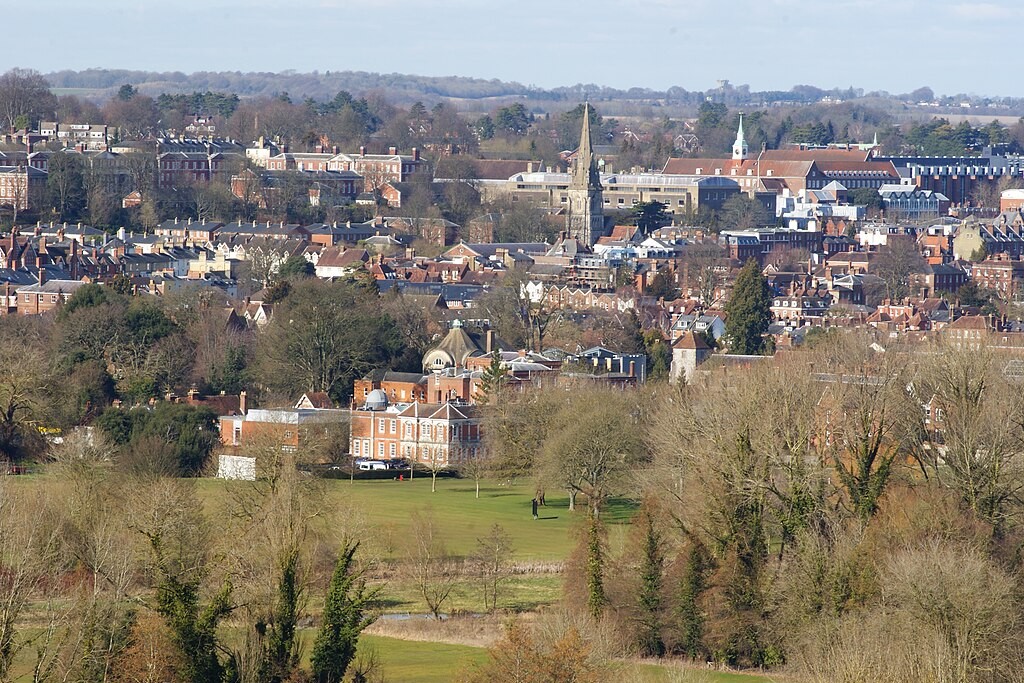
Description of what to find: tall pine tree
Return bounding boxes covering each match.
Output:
[635,504,665,656]
[724,259,772,355]
[586,516,607,620]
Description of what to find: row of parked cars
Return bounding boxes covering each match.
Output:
[353,458,409,471]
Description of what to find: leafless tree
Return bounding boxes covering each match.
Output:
[541,386,648,516]
[913,342,1024,533]
[408,508,461,619]
[470,524,514,612]
[0,68,56,131]
[683,241,726,306]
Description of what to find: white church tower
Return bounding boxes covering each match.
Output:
[732,113,748,161]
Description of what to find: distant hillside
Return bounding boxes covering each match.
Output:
[42,68,1024,118]
[45,68,548,103]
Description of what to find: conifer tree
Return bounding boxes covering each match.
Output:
[725,259,772,355]
[636,505,665,656]
[311,541,376,683]
[675,541,710,659]
[586,516,607,620]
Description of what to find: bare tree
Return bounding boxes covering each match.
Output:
[0,68,56,131]
[541,387,648,516]
[821,349,919,523]
[914,342,1024,533]
[0,481,62,679]
[408,508,461,619]
[0,319,50,462]
[873,235,926,302]
[683,241,726,306]
[470,524,514,612]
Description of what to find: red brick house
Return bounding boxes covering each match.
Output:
[348,395,482,467]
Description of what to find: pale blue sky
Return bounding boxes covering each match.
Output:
[11,0,1021,96]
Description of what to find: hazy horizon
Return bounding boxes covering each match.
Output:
[12,0,1023,98]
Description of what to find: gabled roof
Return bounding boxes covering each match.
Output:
[947,314,989,330]
[296,392,333,409]
[673,331,710,350]
[316,247,368,269]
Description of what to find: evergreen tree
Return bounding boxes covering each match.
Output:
[725,259,771,355]
[276,254,314,279]
[150,534,233,683]
[636,505,665,656]
[311,541,376,683]
[630,200,671,233]
[257,547,301,683]
[675,541,710,659]
[586,516,607,620]
[476,350,506,404]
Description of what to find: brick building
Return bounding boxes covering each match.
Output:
[348,390,482,467]
[970,254,1024,299]
[0,166,46,212]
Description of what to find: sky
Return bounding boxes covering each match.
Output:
[10,0,1023,97]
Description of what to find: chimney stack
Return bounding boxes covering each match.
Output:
[412,147,420,161]
[388,146,397,156]
[359,145,366,156]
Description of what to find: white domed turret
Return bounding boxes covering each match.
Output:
[365,389,388,410]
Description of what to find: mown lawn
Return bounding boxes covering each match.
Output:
[198,476,638,563]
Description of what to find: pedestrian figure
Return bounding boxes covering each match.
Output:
[531,498,539,520]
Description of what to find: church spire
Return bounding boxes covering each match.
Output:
[566,103,604,247]
[732,113,748,161]
[572,103,601,190]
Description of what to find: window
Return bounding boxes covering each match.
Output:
[353,441,360,456]
[389,419,396,434]
[377,418,385,432]
[378,443,384,457]
[389,443,396,457]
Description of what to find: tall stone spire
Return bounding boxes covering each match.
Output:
[566,103,604,246]
[732,113,748,161]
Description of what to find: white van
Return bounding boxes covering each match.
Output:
[358,460,388,471]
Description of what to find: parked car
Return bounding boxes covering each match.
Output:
[358,460,388,471]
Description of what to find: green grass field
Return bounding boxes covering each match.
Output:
[357,634,780,683]
[198,476,638,563]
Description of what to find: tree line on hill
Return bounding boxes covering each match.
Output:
[40,68,1024,115]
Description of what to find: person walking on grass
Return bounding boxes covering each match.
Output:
[531,497,539,520]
